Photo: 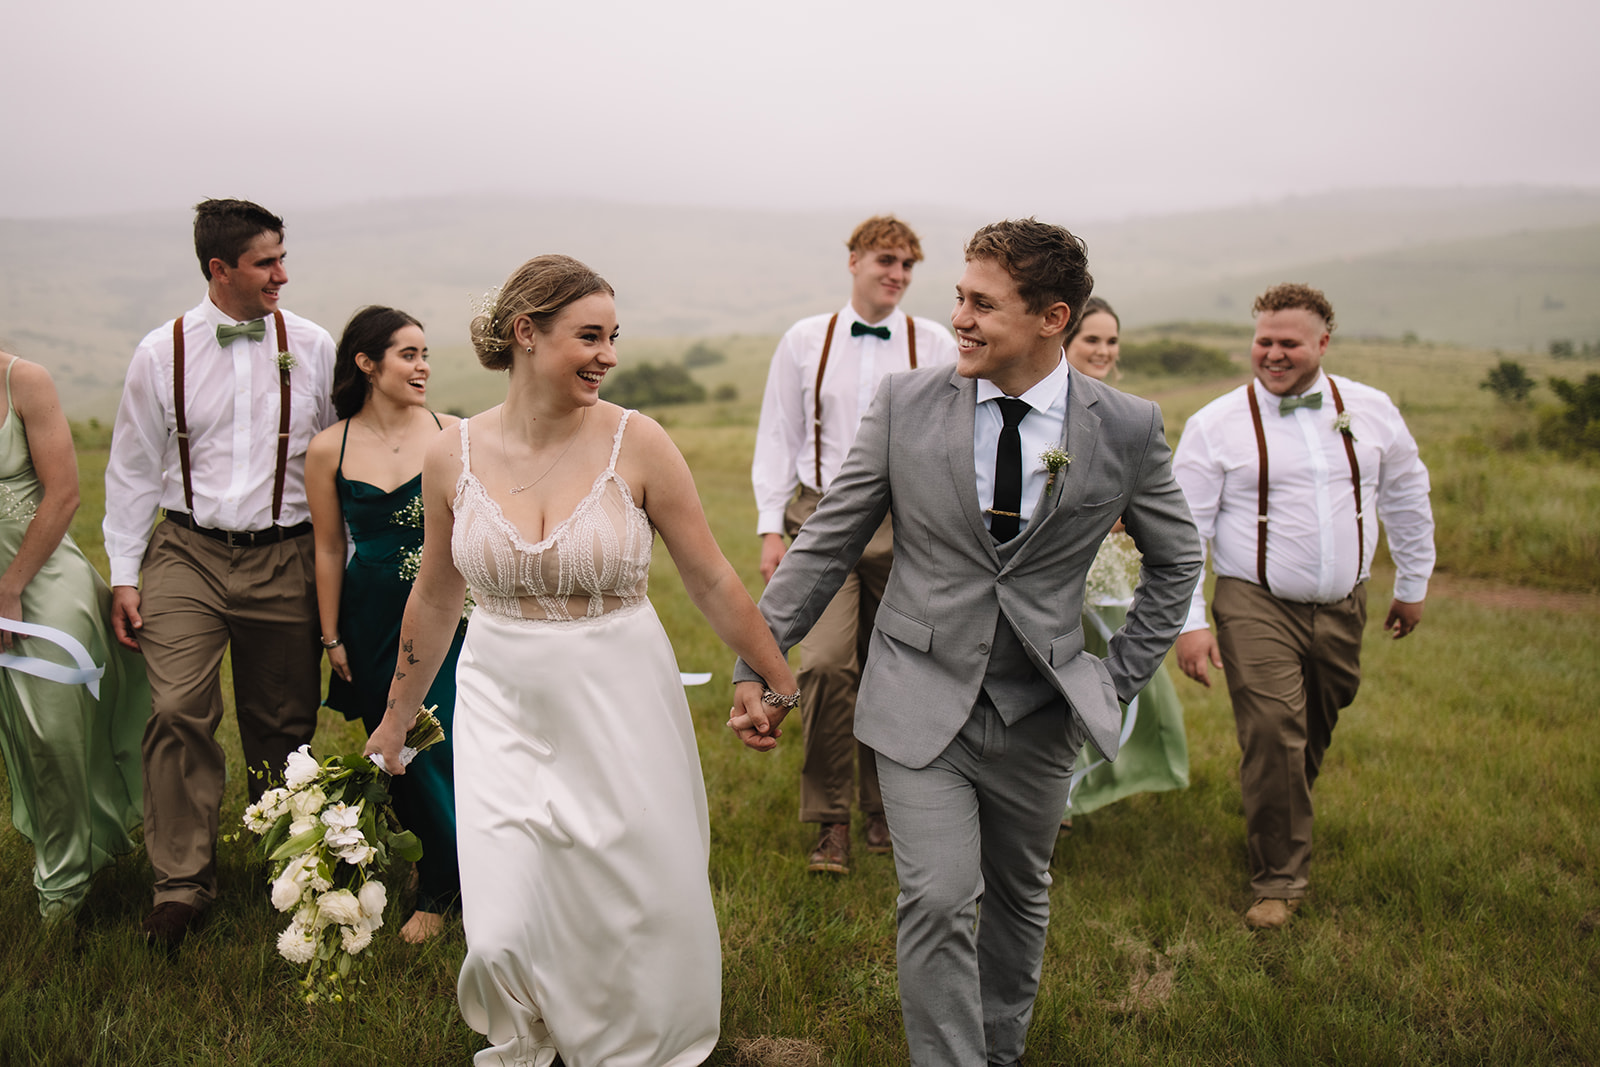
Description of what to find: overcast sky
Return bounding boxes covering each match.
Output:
[3,0,1596,222]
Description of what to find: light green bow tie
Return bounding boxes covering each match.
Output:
[1279,392,1323,415]
[216,319,266,346]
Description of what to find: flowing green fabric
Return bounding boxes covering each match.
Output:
[1067,539,1190,816]
[323,430,463,914]
[0,366,148,919]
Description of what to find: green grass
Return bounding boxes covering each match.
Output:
[3,342,1598,1065]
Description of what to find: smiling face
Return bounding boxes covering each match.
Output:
[1065,309,1120,381]
[209,231,287,321]
[358,324,430,407]
[526,292,619,406]
[1252,307,1330,396]
[848,243,916,323]
[951,257,1070,396]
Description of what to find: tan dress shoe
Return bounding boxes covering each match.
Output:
[1243,897,1302,930]
[865,813,892,854]
[807,822,850,874]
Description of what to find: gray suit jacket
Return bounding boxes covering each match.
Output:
[737,364,1203,769]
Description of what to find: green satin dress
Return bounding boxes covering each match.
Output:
[323,418,463,914]
[1067,533,1190,816]
[0,362,148,919]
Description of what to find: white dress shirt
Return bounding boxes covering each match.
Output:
[1171,372,1435,631]
[104,295,337,586]
[973,354,1070,535]
[752,303,957,534]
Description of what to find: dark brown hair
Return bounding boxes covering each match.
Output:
[964,218,1093,320]
[332,306,424,420]
[193,198,284,280]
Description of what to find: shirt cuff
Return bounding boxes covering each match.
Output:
[757,509,787,536]
[1391,575,1430,604]
[110,558,143,588]
[1181,600,1210,633]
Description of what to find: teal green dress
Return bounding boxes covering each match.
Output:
[0,361,148,919]
[324,418,464,914]
[1067,533,1190,816]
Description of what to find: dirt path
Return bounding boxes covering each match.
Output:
[1426,573,1600,616]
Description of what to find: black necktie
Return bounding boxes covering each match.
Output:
[851,321,890,340]
[990,398,1030,542]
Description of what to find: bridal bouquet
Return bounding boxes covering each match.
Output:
[241,706,445,1002]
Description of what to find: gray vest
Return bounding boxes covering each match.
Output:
[980,535,1060,724]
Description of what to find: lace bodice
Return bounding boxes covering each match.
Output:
[451,410,653,623]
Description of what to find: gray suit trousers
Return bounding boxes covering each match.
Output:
[878,694,1086,1066]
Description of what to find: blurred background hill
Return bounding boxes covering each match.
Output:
[4,184,1598,419]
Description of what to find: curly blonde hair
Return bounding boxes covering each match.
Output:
[1252,283,1336,332]
[470,255,615,371]
[847,215,924,261]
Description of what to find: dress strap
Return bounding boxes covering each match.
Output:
[3,356,14,409]
[336,418,351,476]
[608,410,633,471]
[459,417,473,472]
[430,410,443,429]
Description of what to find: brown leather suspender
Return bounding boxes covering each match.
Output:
[812,311,918,488]
[171,310,292,525]
[1246,380,1364,594]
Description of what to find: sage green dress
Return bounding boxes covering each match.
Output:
[0,362,148,918]
[323,418,463,914]
[1066,532,1190,816]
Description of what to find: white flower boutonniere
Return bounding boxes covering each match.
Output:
[276,350,297,372]
[1041,447,1074,496]
[1333,411,1355,440]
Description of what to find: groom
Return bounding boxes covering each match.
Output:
[733,218,1202,1065]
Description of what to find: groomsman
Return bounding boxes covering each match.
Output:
[751,215,957,874]
[735,219,1201,1064]
[105,198,337,951]
[1171,283,1435,929]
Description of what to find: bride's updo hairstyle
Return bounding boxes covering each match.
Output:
[470,254,615,371]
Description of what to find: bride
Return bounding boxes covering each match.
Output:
[366,254,797,1067]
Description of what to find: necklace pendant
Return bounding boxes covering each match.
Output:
[509,484,528,495]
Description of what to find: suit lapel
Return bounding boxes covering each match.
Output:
[941,370,999,565]
[1016,368,1102,547]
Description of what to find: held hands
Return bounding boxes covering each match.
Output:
[1384,599,1424,639]
[728,680,787,751]
[1175,629,1222,688]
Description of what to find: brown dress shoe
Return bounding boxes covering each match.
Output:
[143,901,201,952]
[865,813,892,854]
[807,822,850,874]
[1243,897,1302,930]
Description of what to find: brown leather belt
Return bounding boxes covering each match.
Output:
[165,510,312,548]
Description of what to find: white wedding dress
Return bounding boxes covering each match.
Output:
[450,411,720,1067]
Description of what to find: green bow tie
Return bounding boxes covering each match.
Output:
[1279,392,1323,415]
[216,319,266,346]
[851,321,891,340]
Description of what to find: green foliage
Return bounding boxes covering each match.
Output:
[1541,373,1600,453]
[1549,339,1575,358]
[1479,359,1536,404]
[600,361,707,407]
[682,342,726,369]
[712,383,738,403]
[1119,338,1235,378]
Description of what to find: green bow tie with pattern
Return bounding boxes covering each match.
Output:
[851,321,890,340]
[216,319,267,346]
[1279,392,1323,414]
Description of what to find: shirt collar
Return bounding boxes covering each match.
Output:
[976,353,1070,415]
[1253,371,1329,412]
[200,294,261,328]
[843,302,900,330]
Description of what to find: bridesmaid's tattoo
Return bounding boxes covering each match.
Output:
[402,638,419,666]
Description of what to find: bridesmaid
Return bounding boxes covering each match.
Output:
[1060,298,1190,828]
[0,350,147,920]
[305,308,462,942]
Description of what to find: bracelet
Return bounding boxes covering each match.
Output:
[320,636,343,649]
[761,688,800,710]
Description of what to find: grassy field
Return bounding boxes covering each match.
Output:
[4,337,1598,1065]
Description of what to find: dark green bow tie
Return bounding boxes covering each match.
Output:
[851,321,890,340]
[216,319,267,346]
[1279,392,1323,415]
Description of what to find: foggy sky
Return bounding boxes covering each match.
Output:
[3,0,1596,222]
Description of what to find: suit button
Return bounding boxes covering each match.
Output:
[978,642,990,654]
[997,575,1008,584]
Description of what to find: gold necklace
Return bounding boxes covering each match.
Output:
[505,407,587,495]
[360,413,405,454]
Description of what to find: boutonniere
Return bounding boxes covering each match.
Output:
[276,350,297,372]
[1041,447,1074,495]
[1333,411,1355,440]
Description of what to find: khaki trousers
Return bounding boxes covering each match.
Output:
[137,519,322,909]
[785,486,893,824]
[1213,576,1367,899]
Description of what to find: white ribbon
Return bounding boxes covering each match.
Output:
[368,746,419,774]
[680,672,712,686]
[1066,599,1137,807]
[0,616,105,699]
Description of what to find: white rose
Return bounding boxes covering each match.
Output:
[283,745,321,790]
[270,870,303,912]
[320,802,361,832]
[288,786,327,820]
[288,816,318,838]
[319,888,363,926]
[358,879,387,920]
[277,920,317,964]
[243,801,274,834]
[258,787,290,818]
[339,924,373,954]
